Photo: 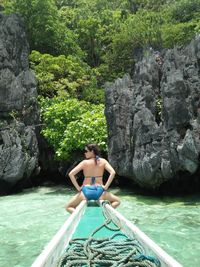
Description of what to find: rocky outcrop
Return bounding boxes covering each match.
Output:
[0,13,39,193]
[105,36,200,188]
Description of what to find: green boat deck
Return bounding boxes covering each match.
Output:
[57,203,162,267]
[72,202,122,239]
[32,201,182,267]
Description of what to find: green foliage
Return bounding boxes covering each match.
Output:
[29,50,104,103]
[159,0,200,48]
[57,0,135,12]
[9,110,20,123]
[105,1,199,75]
[59,6,123,69]
[4,0,199,83]
[156,98,162,124]
[161,21,197,48]
[195,21,200,33]
[3,0,83,56]
[106,9,163,77]
[167,0,200,23]
[129,0,174,11]
[57,105,107,159]
[3,0,200,162]
[40,97,107,159]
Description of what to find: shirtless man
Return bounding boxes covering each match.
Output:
[65,143,120,213]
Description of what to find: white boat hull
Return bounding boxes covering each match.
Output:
[102,202,183,267]
[31,200,183,267]
[31,200,87,267]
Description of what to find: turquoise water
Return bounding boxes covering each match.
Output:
[0,186,200,267]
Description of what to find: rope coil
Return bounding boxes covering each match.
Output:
[57,206,161,267]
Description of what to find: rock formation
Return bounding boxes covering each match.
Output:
[105,36,200,188]
[0,13,39,193]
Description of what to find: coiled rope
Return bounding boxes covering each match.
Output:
[57,205,161,267]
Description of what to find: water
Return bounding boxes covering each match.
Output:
[0,186,200,267]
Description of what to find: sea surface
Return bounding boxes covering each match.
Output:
[0,185,200,267]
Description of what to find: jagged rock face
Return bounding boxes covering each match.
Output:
[0,13,39,192]
[0,123,39,184]
[105,37,200,188]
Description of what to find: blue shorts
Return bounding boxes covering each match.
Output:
[82,185,104,200]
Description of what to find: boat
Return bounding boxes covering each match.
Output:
[31,200,183,267]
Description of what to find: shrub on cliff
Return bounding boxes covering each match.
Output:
[30,50,104,104]
[40,97,107,160]
[160,0,200,47]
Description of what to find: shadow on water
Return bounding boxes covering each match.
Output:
[118,186,200,206]
[116,175,200,206]
[3,168,200,209]
[23,185,74,196]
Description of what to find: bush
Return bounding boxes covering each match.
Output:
[169,0,200,23]
[161,21,197,48]
[30,50,104,103]
[40,97,107,160]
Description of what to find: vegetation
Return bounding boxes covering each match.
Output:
[40,97,107,159]
[29,50,104,103]
[1,0,199,160]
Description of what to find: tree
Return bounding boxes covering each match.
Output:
[161,21,197,48]
[168,0,200,23]
[105,10,163,78]
[30,50,104,103]
[4,0,82,56]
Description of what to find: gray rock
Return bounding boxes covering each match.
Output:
[105,37,200,188]
[0,125,39,183]
[0,13,39,192]
[177,129,199,173]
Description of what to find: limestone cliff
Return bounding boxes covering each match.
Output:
[0,13,39,193]
[105,37,200,188]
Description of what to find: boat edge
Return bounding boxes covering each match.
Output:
[102,202,183,267]
[31,200,87,267]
